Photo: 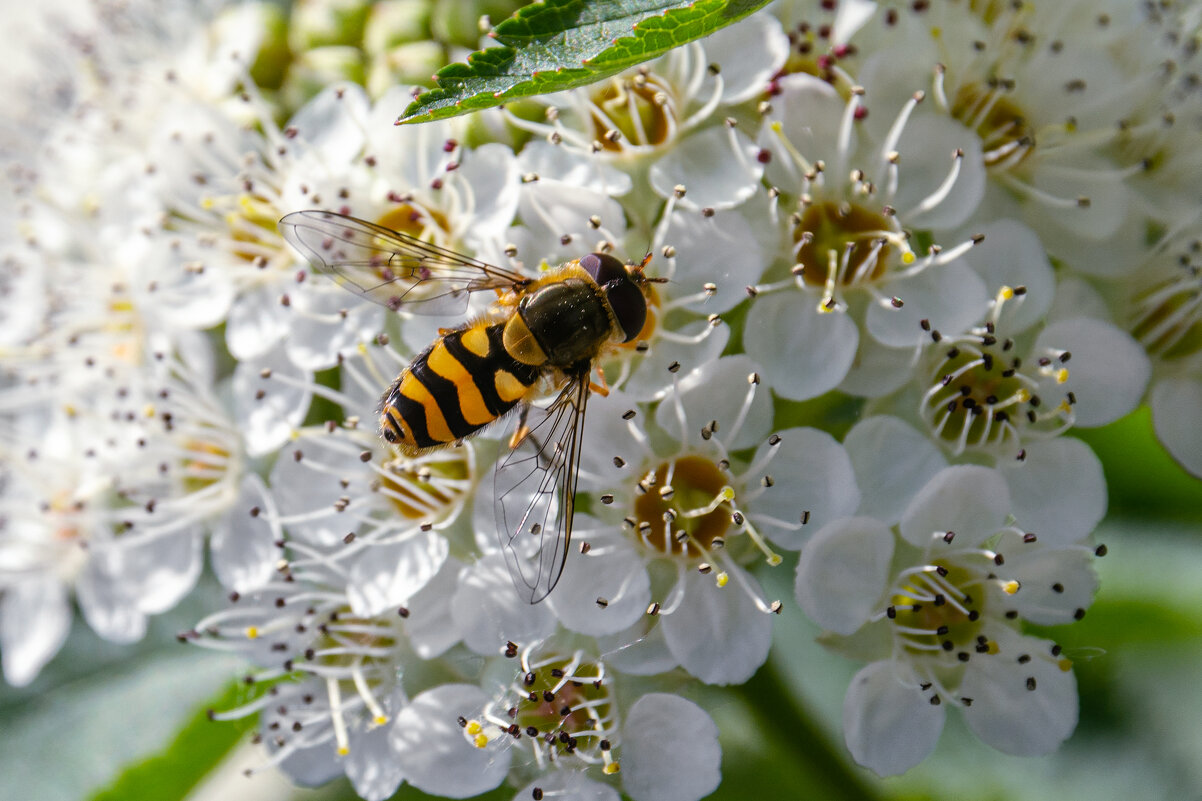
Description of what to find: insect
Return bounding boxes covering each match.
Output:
[279,210,658,603]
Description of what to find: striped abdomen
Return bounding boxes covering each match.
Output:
[379,323,541,454]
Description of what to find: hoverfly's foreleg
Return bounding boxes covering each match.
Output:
[508,404,531,449]
[589,365,611,398]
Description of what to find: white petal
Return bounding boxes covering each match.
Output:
[547,532,651,636]
[622,694,721,801]
[231,343,312,457]
[993,531,1098,625]
[867,261,988,348]
[1046,274,1112,324]
[285,281,384,371]
[661,567,772,685]
[759,75,846,183]
[837,337,917,398]
[743,292,859,400]
[658,355,773,451]
[893,113,986,232]
[595,616,679,676]
[843,660,945,777]
[899,465,1009,548]
[1151,376,1202,478]
[456,143,523,237]
[225,286,290,360]
[287,82,369,164]
[1026,163,1129,241]
[748,427,861,549]
[516,772,619,801]
[960,629,1079,756]
[516,139,631,197]
[347,531,449,617]
[125,530,204,615]
[794,517,893,635]
[832,0,878,42]
[451,553,557,656]
[962,219,1054,334]
[76,559,147,644]
[392,684,511,798]
[650,126,764,211]
[405,555,464,659]
[620,319,730,402]
[268,431,365,546]
[702,11,789,103]
[345,720,407,801]
[1035,318,1150,427]
[1001,438,1106,545]
[659,208,767,314]
[211,475,282,593]
[844,416,948,525]
[0,577,71,686]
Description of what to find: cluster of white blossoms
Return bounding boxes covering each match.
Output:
[1,0,1197,797]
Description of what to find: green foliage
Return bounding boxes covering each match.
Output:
[1071,405,1202,519]
[88,682,257,801]
[398,0,772,124]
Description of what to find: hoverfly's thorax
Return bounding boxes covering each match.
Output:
[518,277,613,367]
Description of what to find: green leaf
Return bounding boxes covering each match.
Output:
[88,681,259,801]
[398,0,772,125]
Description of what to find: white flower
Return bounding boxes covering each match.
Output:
[425,643,722,801]
[1124,220,1202,477]
[850,1,1150,275]
[747,71,987,400]
[553,357,860,683]
[795,465,1099,775]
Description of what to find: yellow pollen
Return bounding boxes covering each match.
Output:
[357,342,368,355]
[931,26,943,39]
[143,404,156,418]
[603,762,621,775]
[1057,400,1073,414]
[999,286,1015,301]
[986,640,1000,655]
[770,121,783,134]
[373,715,389,726]
[473,734,489,749]
[715,572,729,588]
[63,404,78,418]
[1002,580,1020,595]
[1015,388,1031,402]
[201,197,216,210]
[245,626,259,639]
[1058,658,1073,672]
[720,487,736,501]
[901,251,917,265]
[337,746,350,756]
[817,299,836,314]
[1055,368,1069,384]
[465,721,483,735]
[766,553,783,567]
[289,429,301,441]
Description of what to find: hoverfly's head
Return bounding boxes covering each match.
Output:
[581,252,653,343]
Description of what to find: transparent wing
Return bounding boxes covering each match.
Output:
[279,210,528,315]
[494,372,590,604]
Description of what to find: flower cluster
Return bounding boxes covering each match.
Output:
[1,0,1193,797]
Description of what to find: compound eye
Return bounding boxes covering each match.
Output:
[606,280,647,343]
[580,252,628,287]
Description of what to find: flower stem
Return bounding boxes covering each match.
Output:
[734,658,883,801]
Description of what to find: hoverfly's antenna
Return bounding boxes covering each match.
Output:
[630,251,668,283]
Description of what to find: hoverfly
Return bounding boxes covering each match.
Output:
[279,210,658,603]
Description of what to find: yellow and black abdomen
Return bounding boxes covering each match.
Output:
[380,322,542,454]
